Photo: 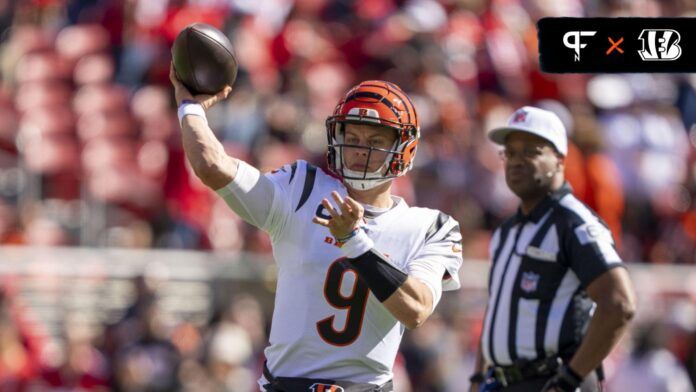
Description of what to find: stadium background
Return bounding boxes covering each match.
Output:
[0,0,695,391]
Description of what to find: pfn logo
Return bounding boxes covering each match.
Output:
[563,31,597,61]
[638,29,682,61]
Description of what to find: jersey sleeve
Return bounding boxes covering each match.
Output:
[564,220,623,287]
[215,160,297,239]
[407,212,463,310]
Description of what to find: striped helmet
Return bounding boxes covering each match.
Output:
[326,80,420,190]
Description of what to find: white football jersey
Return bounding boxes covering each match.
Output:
[216,160,462,385]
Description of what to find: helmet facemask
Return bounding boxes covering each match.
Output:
[329,123,399,190]
[325,81,420,191]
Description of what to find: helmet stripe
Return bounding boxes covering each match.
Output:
[345,91,402,121]
[386,82,417,126]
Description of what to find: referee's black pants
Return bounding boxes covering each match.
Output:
[499,371,601,392]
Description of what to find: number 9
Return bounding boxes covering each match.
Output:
[316,258,370,346]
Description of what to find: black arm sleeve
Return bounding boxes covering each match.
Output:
[345,249,408,302]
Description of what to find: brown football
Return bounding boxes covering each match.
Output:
[171,23,238,95]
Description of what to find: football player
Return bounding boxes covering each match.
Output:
[170,65,463,392]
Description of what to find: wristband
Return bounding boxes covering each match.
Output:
[177,100,207,126]
[334,227,360,246]
[339,228,374,259]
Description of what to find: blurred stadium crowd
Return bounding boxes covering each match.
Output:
[1,0,696,391]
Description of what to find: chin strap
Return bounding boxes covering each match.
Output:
[342,170,392,190]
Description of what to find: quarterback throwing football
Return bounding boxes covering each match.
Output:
[171,65,462,392]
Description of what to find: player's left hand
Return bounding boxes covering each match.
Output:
[312,191,364,240]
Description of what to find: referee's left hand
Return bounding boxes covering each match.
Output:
[540,370,581,392]
[540,386,563,392]
[312,191,364,240]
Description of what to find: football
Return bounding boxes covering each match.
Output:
[171,23,238,95]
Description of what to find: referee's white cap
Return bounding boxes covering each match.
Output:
[488,106,568,156]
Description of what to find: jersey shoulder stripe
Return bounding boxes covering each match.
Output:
[425,211,449,241]
[295,163,318,212]
[289,161,298,184]
[423,211,462,244]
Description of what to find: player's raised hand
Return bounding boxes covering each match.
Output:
[312,191,364,240]
[169,62,232,110]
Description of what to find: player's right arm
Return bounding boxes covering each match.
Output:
[170,64,237,189]
[170,64,290,235]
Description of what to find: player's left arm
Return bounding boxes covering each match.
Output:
[382,266,445,329]
[313,192,462,329]
[382,276,436,329]
[386,216,462,329]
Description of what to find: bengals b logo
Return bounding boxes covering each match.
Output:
[638,29,682,61]
[309,383,345,392]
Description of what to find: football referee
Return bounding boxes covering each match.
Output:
[469,107,636,392]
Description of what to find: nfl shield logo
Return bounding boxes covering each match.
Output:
[520,271,540,293]
[512,109,528,123]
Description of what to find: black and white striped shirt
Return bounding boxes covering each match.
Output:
[481,183,624,366]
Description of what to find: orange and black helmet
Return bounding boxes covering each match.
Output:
[326,80,420,189]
